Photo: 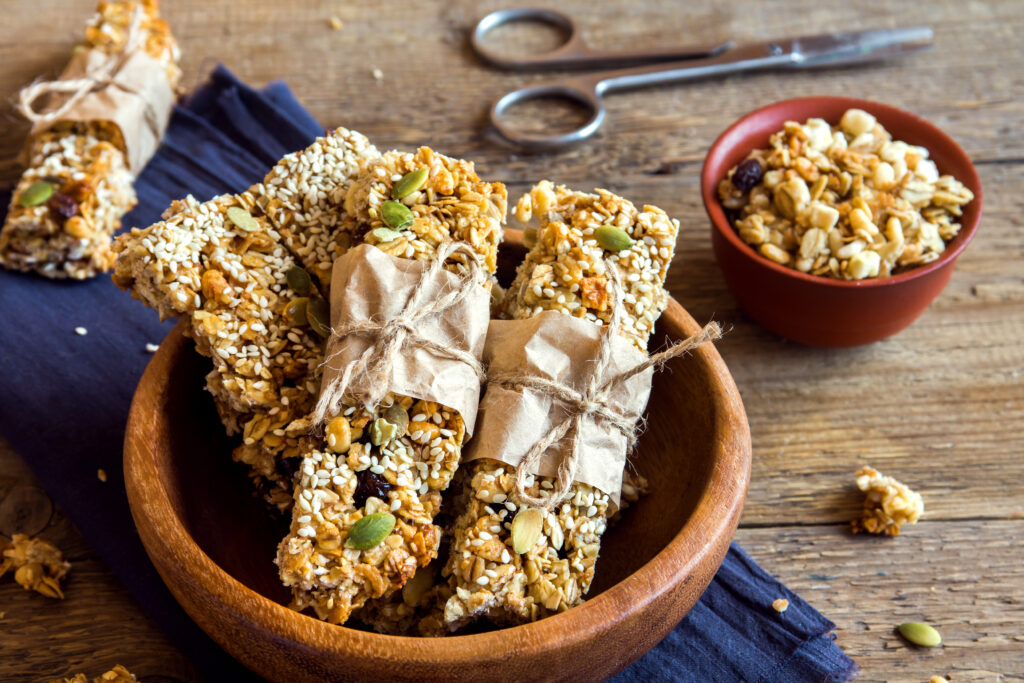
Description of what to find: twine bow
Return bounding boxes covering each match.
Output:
[17,7,161,142]
[313,241,489,424]
[489,266,722,510]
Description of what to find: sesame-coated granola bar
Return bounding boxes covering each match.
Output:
[442,182,679,628]
[0,0,180,279]
[276,148,506,625]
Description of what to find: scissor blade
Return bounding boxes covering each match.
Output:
[784,27,934,67]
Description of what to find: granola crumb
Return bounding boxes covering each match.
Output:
[772,598,789,613]
[145,343,159,353]
[74,326,88,336]
[930,677,950,683]
[51,664,138,683]
[851,466,924,536]
[0,533,71,599]
[371,67,383,82]
[328,16,343,30]
[97,468,107,482]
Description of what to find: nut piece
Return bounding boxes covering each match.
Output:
[772,598,789,613]
[225,206,260,232]
[510,507,544,554]
[326,416,352,453]
[898,621,941,648]
[370,417,399,446]
[851,466,924,536]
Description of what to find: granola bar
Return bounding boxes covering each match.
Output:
[717,108,975,279]
[276,148,506,625]
[443,182,678,628]
[851,465,924,536]
[1,533,71,599]
[0,0,180,279]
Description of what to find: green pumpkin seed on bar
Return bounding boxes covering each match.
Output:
[18,181,54,208]
[285,297,309,326]
[226,206,260,232]
[286,266,312,296]
[391,167,429,200]
[594,224,634,252]
[381,200,414,230]
[383,403,409,438]
[370,227,403,243]
[897,622,941,647]
[307,297,331,338]
[523,226,538,248]
[344,512,396,550]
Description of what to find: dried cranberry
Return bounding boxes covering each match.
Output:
[47,192,79,221]
[353,470,394,509]
[730,158,764,192]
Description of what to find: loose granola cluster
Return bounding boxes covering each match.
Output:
[52,664,137,683]
[276,148,506,625]
[441,183,678,629]
[851,466,924,536]
[0,0,180,279]
[1,534,70,599]
[718,108,975,280]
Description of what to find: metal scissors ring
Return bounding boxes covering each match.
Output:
[472,8,933,151]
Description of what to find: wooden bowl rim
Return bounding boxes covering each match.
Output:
[124,235,751,669]
[700,95,984,289]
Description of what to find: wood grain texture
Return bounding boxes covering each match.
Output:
[0,0,1022,680]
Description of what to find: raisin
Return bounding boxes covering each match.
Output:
[731,158,764,192]
[353,470,394,509]
[47,192,79,221]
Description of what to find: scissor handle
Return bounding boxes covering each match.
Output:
[472,8,588,70]
[490,77,605,151]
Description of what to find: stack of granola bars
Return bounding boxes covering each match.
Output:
[112,126,681,636]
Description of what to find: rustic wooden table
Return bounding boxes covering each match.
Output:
[2,1,1022,681]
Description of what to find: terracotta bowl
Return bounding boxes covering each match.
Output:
[123,230,751,682]
[702,96,983,347]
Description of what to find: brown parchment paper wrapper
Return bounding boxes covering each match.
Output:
[28,47,174,174]
[321,243,490,435]
[464,311,654,507]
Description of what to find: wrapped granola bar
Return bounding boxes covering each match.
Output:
[275,147,506,625]
[442,182,687,628]
[0,0,180,279]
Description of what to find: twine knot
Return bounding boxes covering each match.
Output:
[313,240,489,424]
[490,265,722,510]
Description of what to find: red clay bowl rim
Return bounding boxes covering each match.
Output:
[125,297,751,670]
[700,95,984,289]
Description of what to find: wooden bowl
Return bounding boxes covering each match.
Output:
[124,230,751,682]
[702,97,983,347]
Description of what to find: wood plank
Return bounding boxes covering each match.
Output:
[737,521,1024,682]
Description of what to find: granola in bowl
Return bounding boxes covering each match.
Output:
[717,108,974,280]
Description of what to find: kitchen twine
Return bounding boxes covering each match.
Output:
[313,240,489,424]
[489,264,722,510]
[17,6,161,139]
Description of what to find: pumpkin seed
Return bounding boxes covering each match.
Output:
[381,200,414,230]
[307,297,331,338]
[344,512,396,550]
[594,224,634,252]
[370,227,403,243]
[897,622,941,648]
[510,507,544,554]
[370,417,399,446]
[523,226,538,248]
[226,206,260,232]
[285,297,309,326]
[286,266,312,296]
[392,167,429,199]
[383,403,409,438]
[18,181,54,208]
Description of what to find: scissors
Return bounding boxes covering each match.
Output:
[472,8,933,151]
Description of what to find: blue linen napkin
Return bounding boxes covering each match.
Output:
[0,65,856,683]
